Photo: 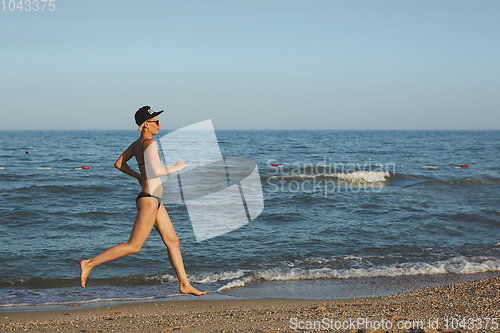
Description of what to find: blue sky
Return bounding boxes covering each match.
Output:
[1,0,499,130]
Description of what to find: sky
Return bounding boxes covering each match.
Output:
[1,0,499,130]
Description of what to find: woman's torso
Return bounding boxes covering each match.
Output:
[135,138,163,197]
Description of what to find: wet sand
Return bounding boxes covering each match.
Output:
[0,276,498,332]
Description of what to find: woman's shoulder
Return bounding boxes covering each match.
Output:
[140,138,157,151]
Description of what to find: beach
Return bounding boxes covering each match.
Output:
[1,130,499,325]
[1,276,498,332]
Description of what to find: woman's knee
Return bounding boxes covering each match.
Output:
[126,243,143,254]
[164,236,180,248]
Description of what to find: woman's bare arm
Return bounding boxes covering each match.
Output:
[114,142,142,183]
[143,140,186,177]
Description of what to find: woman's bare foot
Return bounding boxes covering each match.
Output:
[80,259,92,288]
[180,284,206,296]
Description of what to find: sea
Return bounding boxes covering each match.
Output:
[0,129,499,309]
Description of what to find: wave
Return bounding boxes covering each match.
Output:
[1,256,498,307]
[217,256,500,291]
[3,256,498,291]
[268,171,500,187]
[267,172,500,189]
[268,171,390,183]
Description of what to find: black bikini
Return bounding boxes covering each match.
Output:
[136,139,161,209]
[136,191,161,209]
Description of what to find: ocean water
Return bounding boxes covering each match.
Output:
[0,130,499,308]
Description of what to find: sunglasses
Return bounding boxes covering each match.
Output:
[147,120,160,125]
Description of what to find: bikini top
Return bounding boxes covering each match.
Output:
[137,139,161,167]
[137,139,149,167]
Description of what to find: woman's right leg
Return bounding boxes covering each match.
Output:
[80,199,158,288]
[154,203,206,296]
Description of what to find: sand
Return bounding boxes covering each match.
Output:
[0,276,498,332]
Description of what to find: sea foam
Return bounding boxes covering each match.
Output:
[216,256,500,290]
[269,171,390,183]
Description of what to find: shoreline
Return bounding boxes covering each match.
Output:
[1,274,498,332]
[2,272,499,313]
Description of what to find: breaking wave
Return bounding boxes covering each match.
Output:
[217,256,500,291]
[268,171,390,183]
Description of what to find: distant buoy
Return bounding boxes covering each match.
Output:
[271,164,280,167]
[25,151,29,154]
[461,165,469,168]
[82,166,90,169]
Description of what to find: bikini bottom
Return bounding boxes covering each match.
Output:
[136,192,161,210]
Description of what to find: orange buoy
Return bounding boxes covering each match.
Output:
[25,151,29,154]
[271,164,280,167]
[82,166,90,169]
[461,165,469,168]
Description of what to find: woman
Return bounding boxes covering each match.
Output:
[80,106,205,296]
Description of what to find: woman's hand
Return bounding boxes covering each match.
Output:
[175,160,187,171]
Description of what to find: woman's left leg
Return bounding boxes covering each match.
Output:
[80,198,158,288]
[154,203,206,296]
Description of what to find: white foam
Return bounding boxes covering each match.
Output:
[145,274,178,283]
[145,271,247,284]
[269,171,390,183]
[194,270,246,284]
[342,255,363,260]
[330,171,390,183]
[215,256,500,290]
[217,277,253,291]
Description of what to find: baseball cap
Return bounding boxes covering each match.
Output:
[135,106,164,126]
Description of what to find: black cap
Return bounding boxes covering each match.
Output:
[135,106,164,126]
